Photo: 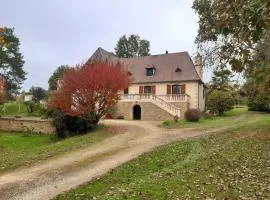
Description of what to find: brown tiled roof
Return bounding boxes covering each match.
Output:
[87,47,119,64]
[87,47,202,83]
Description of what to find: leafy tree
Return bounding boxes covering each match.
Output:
[244,78,270,112]
[209,66,233,92]
[193,0,270,112]
[206,67,236,115]
[48,61,130,125]
[29,86,46,102]
[115,34,150,58]
[0,27,26,95]
[242,33,270,111]
[48,65,70,90]
[207,90,235,115]
[193,0,270,72]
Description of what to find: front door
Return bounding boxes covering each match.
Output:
[133,105,141,120]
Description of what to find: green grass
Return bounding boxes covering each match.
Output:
[0,102,43,117]
[163,106,250,130]
[0,127,114,173]
[55,109,270,200]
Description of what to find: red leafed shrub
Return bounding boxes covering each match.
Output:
[48,61,130,125]
[105,113,113,119]
[185,109,202,122]
[0,78,6,105]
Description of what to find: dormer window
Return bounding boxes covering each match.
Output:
[146,67,155,76]
[127,71,132,76]
[175,67,182,72]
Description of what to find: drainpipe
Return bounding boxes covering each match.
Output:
[198,83,200,110]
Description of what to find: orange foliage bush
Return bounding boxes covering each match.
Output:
[48,61,130,124]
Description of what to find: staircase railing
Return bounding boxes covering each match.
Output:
[119,94,181,117]
[151,95,180,117]
[158,94,190,102]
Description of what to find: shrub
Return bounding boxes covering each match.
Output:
[185,109,202,122]
[203,112,215,119]
[162,120,174,127]
[47,109,95,138]
[248,93,270,112]
[24,101,36,113]
[24,101,46,116]
[207,90,235,115]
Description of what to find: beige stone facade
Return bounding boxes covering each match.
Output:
[88,47,206,121]
[113,80,205,121]
[125,81,205,110]
[112,101,189,121]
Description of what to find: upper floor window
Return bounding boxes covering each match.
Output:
[124,88,129,94]
[172,85,181,94]
[146,68,155,76]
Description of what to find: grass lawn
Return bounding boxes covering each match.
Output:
[55,108,270,200]
[163,106,251,130]
[0,102,43,117]
[0,127,115,173]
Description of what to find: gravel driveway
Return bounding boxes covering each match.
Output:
[0,120,205,200]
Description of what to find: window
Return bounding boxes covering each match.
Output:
[124,88,129,94]
[172,85,181,94]
[144,86,152,94]
[175,67,182,72]
[146,68,155,76]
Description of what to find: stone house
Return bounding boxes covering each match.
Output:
[87,47,206,121]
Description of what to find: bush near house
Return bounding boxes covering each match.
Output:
[185,109,202,122]
[48,61,130,137]
[46,109,95,138]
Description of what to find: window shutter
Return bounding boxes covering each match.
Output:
[181,84,186,94]
[139,86,143,94]
[152,85,156,95]
[167,85,172,94]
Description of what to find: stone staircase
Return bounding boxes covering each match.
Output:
[120,94,181,118]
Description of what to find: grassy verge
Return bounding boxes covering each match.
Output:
[55,109,270,200]
[163,106,250,130]
[0,127,115,173]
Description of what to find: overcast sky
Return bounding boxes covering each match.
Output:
[1,0,209,91]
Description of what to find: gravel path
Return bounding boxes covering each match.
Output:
[0,120,206,200]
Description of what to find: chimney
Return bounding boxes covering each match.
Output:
[165,50,168,54]
[194,54,203,79]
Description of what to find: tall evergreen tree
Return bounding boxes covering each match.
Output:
[0,27,26,95]
[115,34,150,58]
[48,65,70,90]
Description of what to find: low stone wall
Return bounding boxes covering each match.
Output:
[0,117,55,134]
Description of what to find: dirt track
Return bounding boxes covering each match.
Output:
[0,120,206,200]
